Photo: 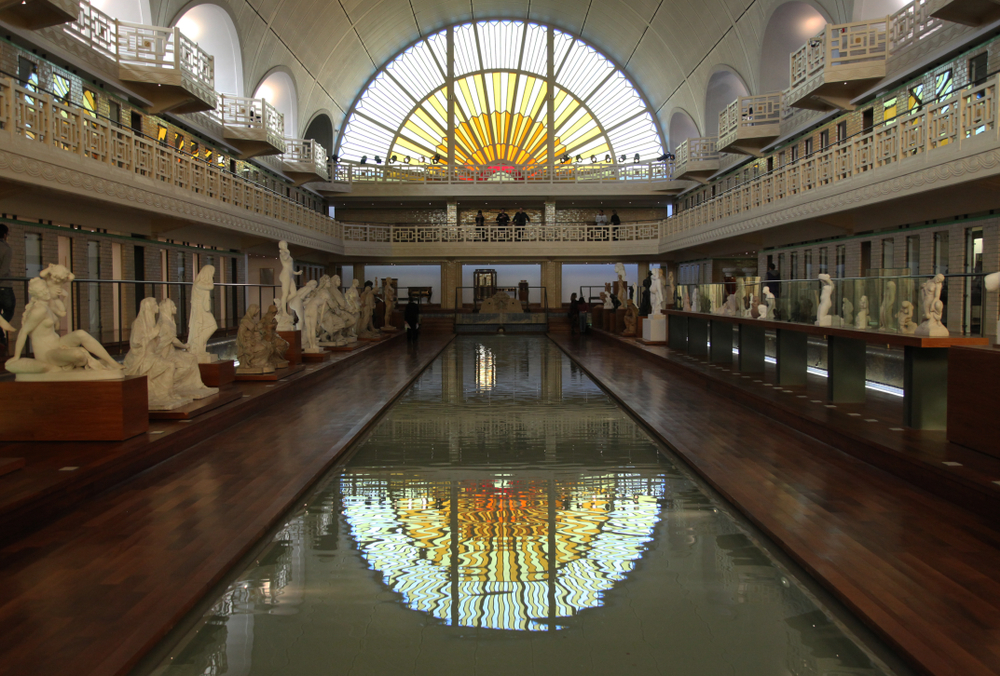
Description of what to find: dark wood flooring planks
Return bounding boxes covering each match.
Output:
[551,333,1000,676]
[0,334,453,676]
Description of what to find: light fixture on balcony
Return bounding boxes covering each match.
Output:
[590,155,596,163]
[375,156,382,164]
[390,154,397,163]
[619,155,626,163]
[360,155,367,164]
[633,154,640,163]
[575,155,581,162]
[604,154,611,163]
[561,154,570,163]
[657,154,669,162]
[432,154,441,164]
[404,156,411,164]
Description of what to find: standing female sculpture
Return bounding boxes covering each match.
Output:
[277,240,302,330]
[187,265,217,363]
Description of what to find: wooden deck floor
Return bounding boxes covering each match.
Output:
[0,334,453,676]
[551,333,1000,676]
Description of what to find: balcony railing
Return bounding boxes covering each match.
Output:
[320,160,676,186]
[0,76,338,241]
[668,75,999,238]
[718,94,783,156]
[340,221,664,245]
[673,137,720,182]
[281,137,328,183]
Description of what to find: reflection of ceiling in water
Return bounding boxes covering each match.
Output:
[342,470,664,631]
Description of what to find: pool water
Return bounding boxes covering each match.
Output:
[151,336,900,676]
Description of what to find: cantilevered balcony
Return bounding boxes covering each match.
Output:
[117,23,215,114]
[718,94,783,156]
[0,0,77,29]
[786,19,888,112]
[927,0,1000,25]
[673,137,720,183]
[281,138,329,185]
[217,95,286,159]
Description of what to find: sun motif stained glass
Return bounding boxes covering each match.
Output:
[338,21,664,168]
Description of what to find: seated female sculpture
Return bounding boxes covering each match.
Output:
[6,277,123,381]
[125,297,192,410]
[156,298,219,400]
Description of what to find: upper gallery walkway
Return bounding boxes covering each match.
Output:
[550,333,1000,676]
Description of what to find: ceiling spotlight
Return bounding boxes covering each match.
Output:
[374,156,382,164]
[575,155,582,162]
[331,154,340,163]
[561,154,570,163]
[432,154,441,164]
[404,156,411,164]
[633,153,640,163]
[590,155,596,163]
[657,153,668,162]
[604,154,611,163]
[619,154,627,163]
[360,155,367,164]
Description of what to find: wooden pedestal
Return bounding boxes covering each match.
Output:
[235,364,306,382]
[591,307,604,331]
[0,457,25,477]
[149,388,244,421]
[198,360,235,388]
[614,309,626,335]
[278,330,302,366]
[326,343,362,352]
[0,376,149,441]
[947,346,1000,455]
[302,351,331,363]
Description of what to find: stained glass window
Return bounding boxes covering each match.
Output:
[338,22,664,169]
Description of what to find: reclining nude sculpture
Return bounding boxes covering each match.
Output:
[6,276,123,381]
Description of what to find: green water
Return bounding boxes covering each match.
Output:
[151,336,900,676]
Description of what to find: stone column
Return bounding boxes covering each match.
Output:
[441,260,461,309]
[544,201,556,225]
[540,260,561,310]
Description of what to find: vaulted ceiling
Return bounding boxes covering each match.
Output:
[150,0,854,140]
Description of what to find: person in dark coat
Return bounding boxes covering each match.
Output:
[404,299,420,343]
[475,210,486,241]
[569,292,580,334]
[512,207,530,241]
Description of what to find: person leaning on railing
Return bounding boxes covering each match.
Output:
[0,224,13,350]
[512,207,530,241]
[475,210,486,241]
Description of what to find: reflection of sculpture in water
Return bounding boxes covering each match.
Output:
[187,265,218,363]
[6,277,124,381]
[815,274,833,326]
[277,240,302,330]
[855,295,869,330]
[125,298,191,410]
[879,281,896,331]
[842,297,854,326]
[897,300,916,334]
[236,304,275,374]
[156,298,219,399]
[623,300,638,336]
[914,274,949,337]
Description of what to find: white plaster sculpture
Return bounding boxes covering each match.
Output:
[879,280,896,332]
[187,265,218,364]
[750,294,760,319]
[277,240,302,331]
[666,270,676,309]
[987,272,1000,343]
[39,263,73,321]
[682,286,691,312]
[714,294,737,316]
[897,300,917,334]
[855,295,869,330]
[344,280,362,343]
[758,286,775,320]
[6,276,124,381]
[124,298,193,410]
[156,298,219,400]
[601,291,614,310]
[690,286,700,314]
[914,273,949,337]
[318,275,353,346]
[382,278,397,330]
[650,269,666,314]
[842,297,854,327]
[236,305,275,374]
[302,283,330,353]
[815,274,834,327]
[287,279,317,332]
[356,282,378,338]
[260,304,289,368]
[615,263,628,308]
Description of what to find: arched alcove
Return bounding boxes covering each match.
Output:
[254,70,298,137]
[668,109,700,152]
[90,0,151,22]
[304,113,334,156]
[174,3,244,97]
[759,2,828,93]
[704,69,749,136]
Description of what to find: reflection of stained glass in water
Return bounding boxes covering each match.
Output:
[475,344,496,392]
[341,471,663,631]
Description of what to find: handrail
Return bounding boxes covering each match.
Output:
[452,285,549,312]
[324,159,675,184]
[339,221,663,244]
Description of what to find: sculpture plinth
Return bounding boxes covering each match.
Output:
[235,363,306,382]
[302,351,330,363]
[149,388,243,420]
[591,306,604,330]
[639,314,667,345]
[0,376,149,440]
[278,330,302,366]
[198,360,236,388]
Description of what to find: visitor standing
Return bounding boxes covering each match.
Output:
[496,209,510,233]
[595,209,608,241]
[404,299,420,343]
[765,262,781,298]
[512,207,530,241]
[569,292,579,335]
[0,224,13,350]
[577,297,590,334]
[610,209,621,241]
[474,210,486,241]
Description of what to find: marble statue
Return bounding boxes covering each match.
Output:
[303,278,340,353]
[682,286,691,312]
[842,297,854,327]
[155,298,218,401]
[39,263,73,321]
[602,289,614,310]
[638,274,652,316]
[897,300,916,334]
[5,276,123,381]
[236,304,275,374]
[758,287,775,320]
[666,270,675,309]
[623,300,638,336]
[615,263,628,308]
[382,278,397,330]
[480,291,523,313]
[855,295,869,330]
[714,294,737,316]
[914,274,949,337]
[277,240,302,331]
[690,286,700,314]
[344,280,362,342]
[650,268,665,315]
[318,275,352,346]
[987,272,1000,342]
[879,280,896,331]
[187,265,218,363]
[260,304,289,368]
[356,283,378,338]
[749,294,760,319]
[815,274,834,327]
[124,298,192,410]
[287,279,317,332]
